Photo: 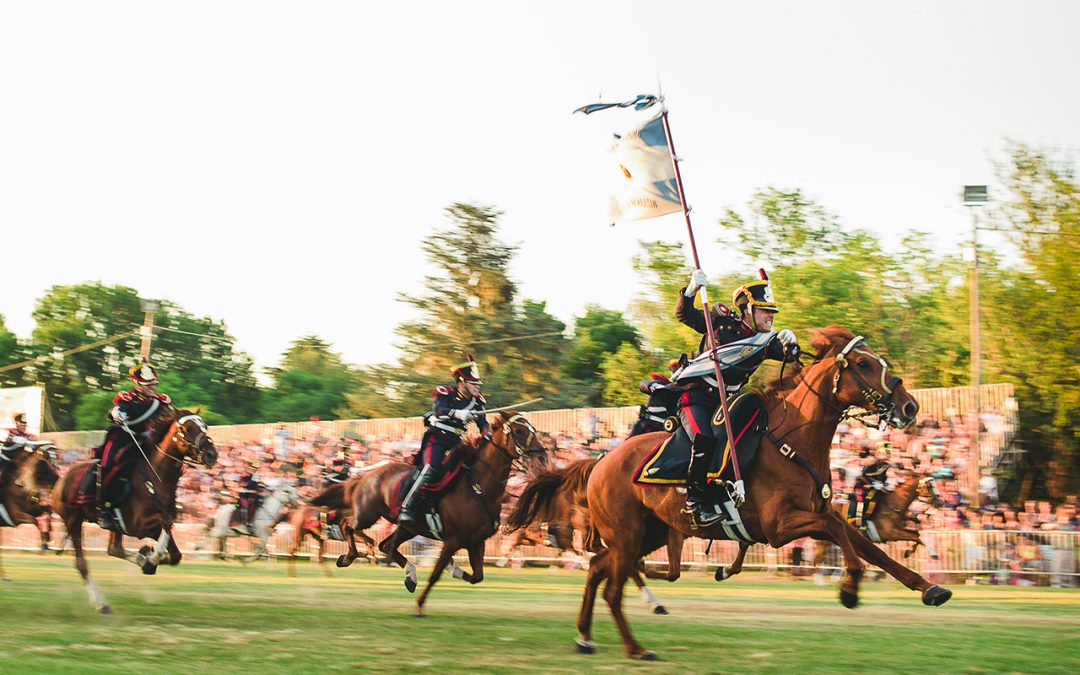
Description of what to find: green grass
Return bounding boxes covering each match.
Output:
[0,552,1077,673]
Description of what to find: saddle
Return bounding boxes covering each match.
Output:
[66,463,132,509]
[303,509,346,540]
[634,392,767,487]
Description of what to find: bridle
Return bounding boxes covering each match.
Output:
[831,335,906,427]
[490,413,544,471]
[160,413,215,468]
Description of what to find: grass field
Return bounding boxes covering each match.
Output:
[0,552,1077,674]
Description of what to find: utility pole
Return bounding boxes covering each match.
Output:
[963,185,988,502]
[140,299,160,361]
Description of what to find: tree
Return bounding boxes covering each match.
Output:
[599,342,661,406]
[0,315,22,389]
[26,282,260,430]
[562,305,641,405]
[264,336,356,422]
[343,203,574,418]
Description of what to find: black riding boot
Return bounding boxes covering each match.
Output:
[97,506,120,532]
[398,466,435,527]
[684,437,723,529]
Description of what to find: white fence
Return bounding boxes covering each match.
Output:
[5,522,1074,585]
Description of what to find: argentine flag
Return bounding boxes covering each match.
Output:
[608,114,682,225]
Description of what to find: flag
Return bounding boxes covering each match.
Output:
[608,114,682,224]
[573,94,659,116]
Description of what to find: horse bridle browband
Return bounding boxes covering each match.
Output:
[831,335,903,424]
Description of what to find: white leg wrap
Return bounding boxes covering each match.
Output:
[404,560,417,585]
[640,586,660,608]
[147,531,171,565]
[86,577,108,610]
[449,561,465,580]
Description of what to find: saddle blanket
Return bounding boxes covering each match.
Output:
[633,392,767,487]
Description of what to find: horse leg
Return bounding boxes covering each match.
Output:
[414,542,459,616]
[602,546,655,660]
[378,528,419,591]
[716,542,751,582]
[317,536,332,577]
[576,548,620,654]
[447,540,485,584]
[842,518,951,605]
[0,530,7,581]
[166,535,182,566]
[287,529,300,577]
[812,540,832,585]
[107,530,126,559]
[767,509,866,609]
[70,517,111,613]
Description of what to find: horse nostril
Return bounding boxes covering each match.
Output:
[903,401,919,420]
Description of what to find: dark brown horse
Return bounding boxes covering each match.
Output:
[526,327,951,659]
[507,457,685,614]
[52,409,217,613]
[0,444,59,580]
[284,478,375,576]
[336,411,547,615]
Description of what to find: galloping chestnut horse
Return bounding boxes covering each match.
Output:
[336,411,547,615]
[507,457,685,615]
[528,327,952,659]
[0,445,59,580]
[52,408,217,613]
[284,477,374,576]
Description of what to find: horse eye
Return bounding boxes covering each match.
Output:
[857,360,872,371]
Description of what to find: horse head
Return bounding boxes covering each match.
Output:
[166,409,218,469]
[808,326,920,429]
[488,411,548,474]
[5,445,59,518]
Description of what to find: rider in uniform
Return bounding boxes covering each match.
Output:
[236,461,264,527]
[96,362,172,530]
[675,268,801,528]
[323,451,351,484]
[1,413,46,492]
[628,359,681,438]
[853,441,893,523]
[397,354,490,527]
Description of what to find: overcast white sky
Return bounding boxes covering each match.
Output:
[2,1,1077,376]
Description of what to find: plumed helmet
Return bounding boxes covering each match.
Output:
[129,360,159,385]
[450,353,482,384]
[667,358,681,373]
[732,268,779,315]
[13,412,27,425]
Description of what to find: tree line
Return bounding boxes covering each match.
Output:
[0,142,1075,497]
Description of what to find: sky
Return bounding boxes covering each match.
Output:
[2,1,1078,377]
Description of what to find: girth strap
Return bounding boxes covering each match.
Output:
[765,430,831,512]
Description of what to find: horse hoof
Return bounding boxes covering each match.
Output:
[922,585,952,606]
[404,576,417,593]
[714,566,728,582]
[142,562,158,576]
[335,555,350,568]
[574,639,596,654]
[652,605,669,615]
[632,650,659,661]
[839,589,859,609]
[931,553,940,561]
[98,605,113,614]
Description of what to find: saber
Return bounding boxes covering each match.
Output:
[480,398,544,415]
[660,107,745,506]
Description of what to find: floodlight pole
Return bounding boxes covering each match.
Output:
[140,299,160,361]
[963,185,988,502]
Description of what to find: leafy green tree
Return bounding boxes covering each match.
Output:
[264,336,356,422]
[599,342,662,406]
[0,315,22,389]
[343,203,574,417]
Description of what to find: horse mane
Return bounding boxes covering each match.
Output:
[760,326,858,399]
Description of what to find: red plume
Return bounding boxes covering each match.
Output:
[758,268,769,280]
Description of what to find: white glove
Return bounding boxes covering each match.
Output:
[685,269,708,298]
[872,481,885,491]
[450,408,473,422]
[10,436,28,447]
[110,407,128,424]
[777,329,797,349]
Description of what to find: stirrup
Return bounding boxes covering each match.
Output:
[683,501,723,530]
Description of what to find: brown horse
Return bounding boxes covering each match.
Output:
[52,409,217,613]
[336,411,547,615]
[284,478,375,576]
[0,445,60,580]
[507,457,685,614]
[527,327,951,659]
[812,471,943,581]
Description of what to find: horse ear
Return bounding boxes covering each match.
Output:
[196,407,201,415]
[808,329,831,356]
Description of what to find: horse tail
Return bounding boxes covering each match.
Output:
[556,458,597,509]
[308,481,347,508]
[505,470,567,532]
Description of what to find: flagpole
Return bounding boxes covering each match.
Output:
[659,107,745,502]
